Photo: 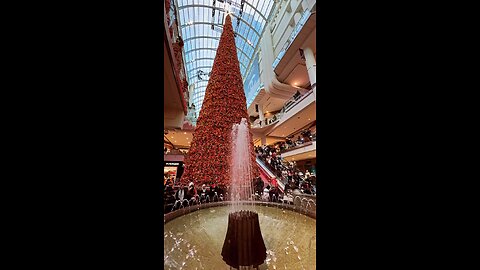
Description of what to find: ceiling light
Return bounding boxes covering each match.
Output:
[184,132,186,134]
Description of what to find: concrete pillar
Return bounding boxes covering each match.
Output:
[303,46,316,99]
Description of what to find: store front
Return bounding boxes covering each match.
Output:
[163,161,184,186]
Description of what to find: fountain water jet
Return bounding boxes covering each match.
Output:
[221,118,267,269]
[229,118,255,209]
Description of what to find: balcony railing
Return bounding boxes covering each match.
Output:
[272,10,311,70]
[280,140,314,154]
[252,88,314,128]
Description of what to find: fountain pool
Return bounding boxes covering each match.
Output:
[164,203,316,270]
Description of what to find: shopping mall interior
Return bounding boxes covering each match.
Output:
[164,0,316,268]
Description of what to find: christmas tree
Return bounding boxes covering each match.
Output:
[180,14,258,187]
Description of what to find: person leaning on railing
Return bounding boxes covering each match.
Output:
[293,90,301,100]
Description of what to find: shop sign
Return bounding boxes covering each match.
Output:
[166,162,180,166]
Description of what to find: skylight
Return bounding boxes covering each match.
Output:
[176,0,275,116]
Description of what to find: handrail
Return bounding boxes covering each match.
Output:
[256,157,276,179]
[279,141,314,154]
[284,89,314,113]
[256,156,288,187]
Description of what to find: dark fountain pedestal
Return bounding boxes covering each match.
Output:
[221,210,267,270]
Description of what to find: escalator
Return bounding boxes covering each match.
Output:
[256,157,285,192]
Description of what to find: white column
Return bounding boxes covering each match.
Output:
[294,12,302,25]
[303,46,316,100]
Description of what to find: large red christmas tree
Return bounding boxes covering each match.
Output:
[180,14,258,187]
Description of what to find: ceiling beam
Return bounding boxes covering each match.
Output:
[183,35,254,50]
[187,58,247,74]
[178,5,261,36]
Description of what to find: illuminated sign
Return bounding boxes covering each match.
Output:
[165,162,180,166]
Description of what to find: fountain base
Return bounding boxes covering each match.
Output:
[221,210,267,269]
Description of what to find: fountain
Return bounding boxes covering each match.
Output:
[163,14,315,270]
[221,119,267,269]
[163,119,317,269]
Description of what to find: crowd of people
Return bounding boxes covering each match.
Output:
[163,135,317,213]
[163,180,227,213]
[253,176,282,202]
[273,129,316,153]
[255,144,316,196]
[163,175,294,213]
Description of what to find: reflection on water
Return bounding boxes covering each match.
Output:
[164,205,316,270]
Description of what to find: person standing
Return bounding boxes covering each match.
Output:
[186,182,196,201]
[199,184,207,203]
[209,184,217,201]
[269,185,279,202]
[293,90,300,100]
[173,183,188,210]
[164,181,176,212]
[255,177,264,195]
[262,185,270,201]
[284,181,291,194]
[175,183,186,201]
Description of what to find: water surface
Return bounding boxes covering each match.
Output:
[164,205,316,270]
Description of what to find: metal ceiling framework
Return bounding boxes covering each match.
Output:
[184,47,249,67]
[179,5,262,37]
[174,0,275,115]
[183,35,255,50]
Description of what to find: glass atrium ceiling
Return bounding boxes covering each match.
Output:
[176,0,275,115]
